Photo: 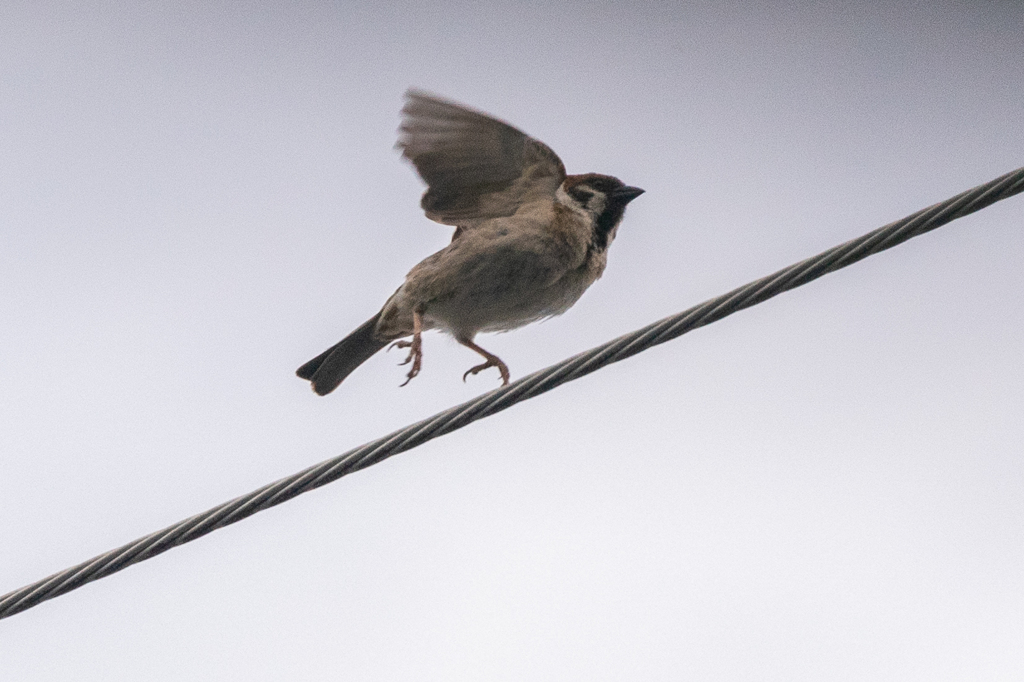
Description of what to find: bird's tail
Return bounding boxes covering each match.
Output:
[296,313,389,395]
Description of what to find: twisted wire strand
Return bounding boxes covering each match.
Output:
[3,166,1022,621]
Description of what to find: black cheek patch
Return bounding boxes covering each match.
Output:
[591,205,626,251]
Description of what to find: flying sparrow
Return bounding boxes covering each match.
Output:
[296,90,644,394]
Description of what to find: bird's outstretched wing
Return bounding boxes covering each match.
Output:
[398,89,566,227]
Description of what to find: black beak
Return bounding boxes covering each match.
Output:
[613,186,645,204]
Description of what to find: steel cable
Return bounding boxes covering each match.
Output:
[2,165,1022,621]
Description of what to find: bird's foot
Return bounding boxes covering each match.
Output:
[391,335,422,386]
[387,311,424,387]
[457,337,511,386]
[462,356,510,386]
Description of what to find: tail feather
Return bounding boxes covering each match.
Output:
[296,313,389,395]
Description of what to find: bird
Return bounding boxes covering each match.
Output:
[296,89,644,395]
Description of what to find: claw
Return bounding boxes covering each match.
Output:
[388,339,412,353]
[397,310,424,386]
[462,360,510,385]
[397,338,421,385]
[399,356,420,386]
[457,338,511,386]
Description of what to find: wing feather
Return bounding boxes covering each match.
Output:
[397,90,566,226]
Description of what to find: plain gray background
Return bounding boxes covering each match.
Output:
[2,1,1022,679]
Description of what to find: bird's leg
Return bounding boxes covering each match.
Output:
[457,337,511,386]
[389,310,423,386]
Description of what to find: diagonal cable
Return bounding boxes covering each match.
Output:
[2,166,1022,621]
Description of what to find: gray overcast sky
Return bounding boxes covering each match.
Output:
[2,1,1023,679]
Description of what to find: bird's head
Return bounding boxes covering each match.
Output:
[557,173,644,251]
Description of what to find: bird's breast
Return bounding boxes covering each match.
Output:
[398,211,601,338]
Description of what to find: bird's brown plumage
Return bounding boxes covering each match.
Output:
[297,90,643,394]
[398,90,567,226]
